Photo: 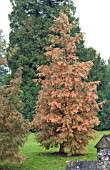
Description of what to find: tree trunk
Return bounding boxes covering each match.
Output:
[59,144,64,153]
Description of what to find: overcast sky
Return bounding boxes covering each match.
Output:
[74,0,110,62]
[0,0,12,42]
[0,0,110,61]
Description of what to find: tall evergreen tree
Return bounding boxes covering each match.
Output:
[79,47,108,130]
[7,0,81,121]
[98,57,110,130]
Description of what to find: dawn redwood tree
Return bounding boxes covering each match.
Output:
[0,66,28,162]
[33,12,102,155]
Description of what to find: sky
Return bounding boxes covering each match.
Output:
[0,0,110,61]
[74,0,110,62]
[0,0,12,42]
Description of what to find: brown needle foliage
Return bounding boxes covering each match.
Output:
[33,12,101,156]
[0,66,28,162]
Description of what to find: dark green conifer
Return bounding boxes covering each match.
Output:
[8,0,80,121]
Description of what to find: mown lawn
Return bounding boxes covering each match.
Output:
[0,130,110,170]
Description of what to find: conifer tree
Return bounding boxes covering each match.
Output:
[33,13,101,155]
[81,48,108,130]
[97,58,110,130]
[0,65,28,162]
[7,0,80,121]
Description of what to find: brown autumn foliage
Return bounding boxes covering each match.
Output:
[0,30,28,162]
[0,66,28,162]
[0,57,6,65]
[33,12,102,156]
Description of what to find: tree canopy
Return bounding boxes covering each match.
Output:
[7,0,81,121]
[33,12,101,156]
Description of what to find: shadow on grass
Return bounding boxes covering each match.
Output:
[37,151,87,157]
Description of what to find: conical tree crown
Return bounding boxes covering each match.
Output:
[0,67,28,162]
[33,12,101,155]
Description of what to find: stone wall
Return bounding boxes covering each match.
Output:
[66,148,110,170]
[66,160,97,170]
[97,148,110,170]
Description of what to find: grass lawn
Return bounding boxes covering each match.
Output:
[0,130,110,170]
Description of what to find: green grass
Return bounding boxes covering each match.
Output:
[0,130,110,170]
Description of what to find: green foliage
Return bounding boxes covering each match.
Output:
[91,55,108,130]
[97,58,110,130]
[78,47,109,130]
[0,68,28,162]
[0,29,8,85]
[0,66,8,85]
[7,0,80,121]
